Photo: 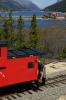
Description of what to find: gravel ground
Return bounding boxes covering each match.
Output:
[46,70,66,78]
[9,70,66,100]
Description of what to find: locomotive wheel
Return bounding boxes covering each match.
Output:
[35,80,39,88]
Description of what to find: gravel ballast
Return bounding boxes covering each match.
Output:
[11,70,66,100]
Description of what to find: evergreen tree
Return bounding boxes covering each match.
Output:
[3,16,10,45]
[61,47,66,58]
[0,20,4,41]
[3,10,15,48]
[16,15,25,48]
[8,10,15,48]
[29,14,41,48]
[0,28,4,41]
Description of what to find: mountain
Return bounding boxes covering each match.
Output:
[0,0,40,11]
[57,0,62,3]
[43,0,66,12]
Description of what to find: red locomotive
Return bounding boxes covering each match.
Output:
[0,41,46,89]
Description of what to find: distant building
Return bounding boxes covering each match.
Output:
[42,12,65,19]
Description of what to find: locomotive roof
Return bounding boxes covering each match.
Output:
[8,48,46,58]
[0,41,7,47]
[0,41,46,58]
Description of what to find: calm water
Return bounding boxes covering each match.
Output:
[0,11,50,17]
[0,11,66,28]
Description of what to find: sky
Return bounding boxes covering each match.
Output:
[30,0,57,9]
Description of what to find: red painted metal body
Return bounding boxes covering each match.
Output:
[0,46,38,88]
[0,47,38,87]
[0,41,45,88]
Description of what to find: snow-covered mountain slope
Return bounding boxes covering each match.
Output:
[0,0,40,11]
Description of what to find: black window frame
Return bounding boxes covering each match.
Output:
[28,62,34,69]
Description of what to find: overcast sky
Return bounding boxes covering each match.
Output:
[30,0,56,8]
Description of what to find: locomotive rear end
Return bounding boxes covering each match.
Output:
[0,41,46,89]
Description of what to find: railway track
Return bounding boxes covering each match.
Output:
[45,74,66,86]
[0,74,66,100]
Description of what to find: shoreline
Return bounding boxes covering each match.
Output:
[0,17,66,20]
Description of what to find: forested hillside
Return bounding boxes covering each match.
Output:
[43,0,66,12]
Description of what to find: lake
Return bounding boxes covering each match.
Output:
[0,11,50,17]
[0,11,66,28]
